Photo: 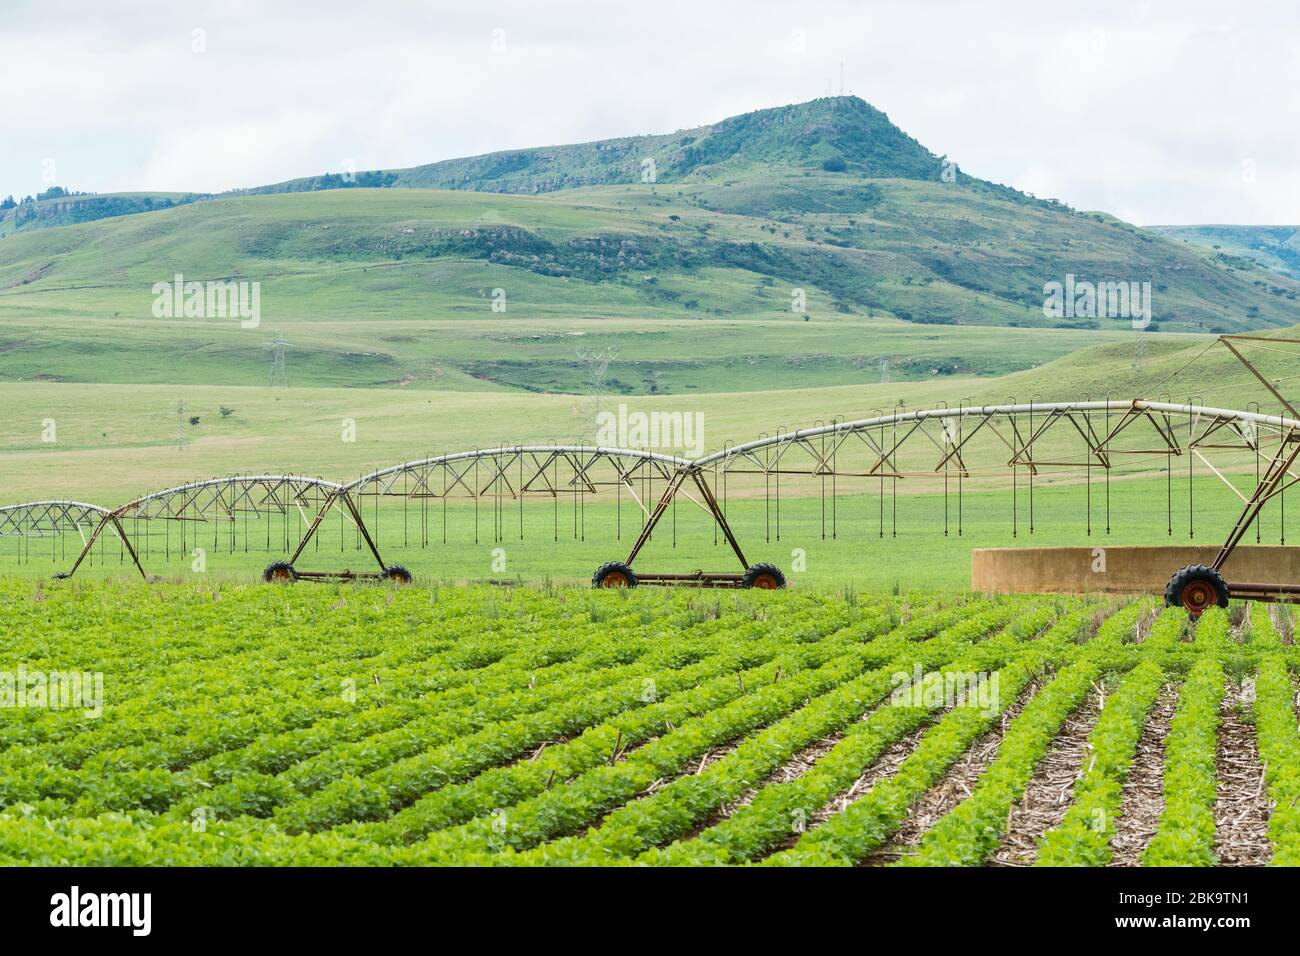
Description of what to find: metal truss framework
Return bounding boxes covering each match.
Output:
[4,396,1300,593]
[698,400,1288,478]
[0,500,111,537]
[700,400,1292,526]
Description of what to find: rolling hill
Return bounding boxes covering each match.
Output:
[2,97,1299,397]
[0,190,207,238]
[1149,224,1300,281]
[247,97,1013,198]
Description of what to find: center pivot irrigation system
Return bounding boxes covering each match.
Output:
[4,337,1300,611]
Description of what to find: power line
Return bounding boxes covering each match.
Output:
[266,332,291,387]
[575,346,617,441]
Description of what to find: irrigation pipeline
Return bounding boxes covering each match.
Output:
[3,398,1299,588]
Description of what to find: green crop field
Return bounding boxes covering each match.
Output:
[0,582,1292,867]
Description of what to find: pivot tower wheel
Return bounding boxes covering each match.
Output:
[1164,564,1229,618]
[381,565,413,585]
[262,561,298,584]
[592,561,638,589]
[741,563,786,590]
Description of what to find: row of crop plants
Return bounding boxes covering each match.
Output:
[0,593,1092,865]
[902,604,1298,868]
[895,602,1144,865]
[222,595,909,832]
[754,601,1117,866]
[493,600,1065,865]
[2,582,689,753]
[1248,604,1300,865]
[278,599,1020,859]
[0,583,959,863]
[6,581,1298,868]
[1,588,810,814]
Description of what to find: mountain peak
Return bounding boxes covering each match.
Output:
[670,95,942,180]
[248,96,947,198]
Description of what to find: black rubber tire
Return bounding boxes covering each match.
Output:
[1164,564,1229,617]
[592,561,638,589]
[262,561,298,584]
[741,563,786,590]
[382,565,413,585]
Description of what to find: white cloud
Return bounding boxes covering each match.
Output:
[136,113,339,193]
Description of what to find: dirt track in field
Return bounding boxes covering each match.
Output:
[1109,686,1178,866]
[808,724,929,827]
[866,679,1042,865]
[712,686,912,825]
[763,709,939,854]
[1270,604,1294,645]
[989,681,1107,866]
[1214,679,1273,865]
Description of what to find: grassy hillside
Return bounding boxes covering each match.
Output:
[0,174,1293,393]
[0,182,1157,392]
[3,96,1298,403]
[0,191,207,237]
[249,97,954,195]
[1149,224,1300,281]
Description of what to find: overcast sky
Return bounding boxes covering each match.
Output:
[3,0,1297,225]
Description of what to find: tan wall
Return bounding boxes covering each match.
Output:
[971,545,1300,595]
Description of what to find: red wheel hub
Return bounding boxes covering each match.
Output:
[1181,580,1215,614]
